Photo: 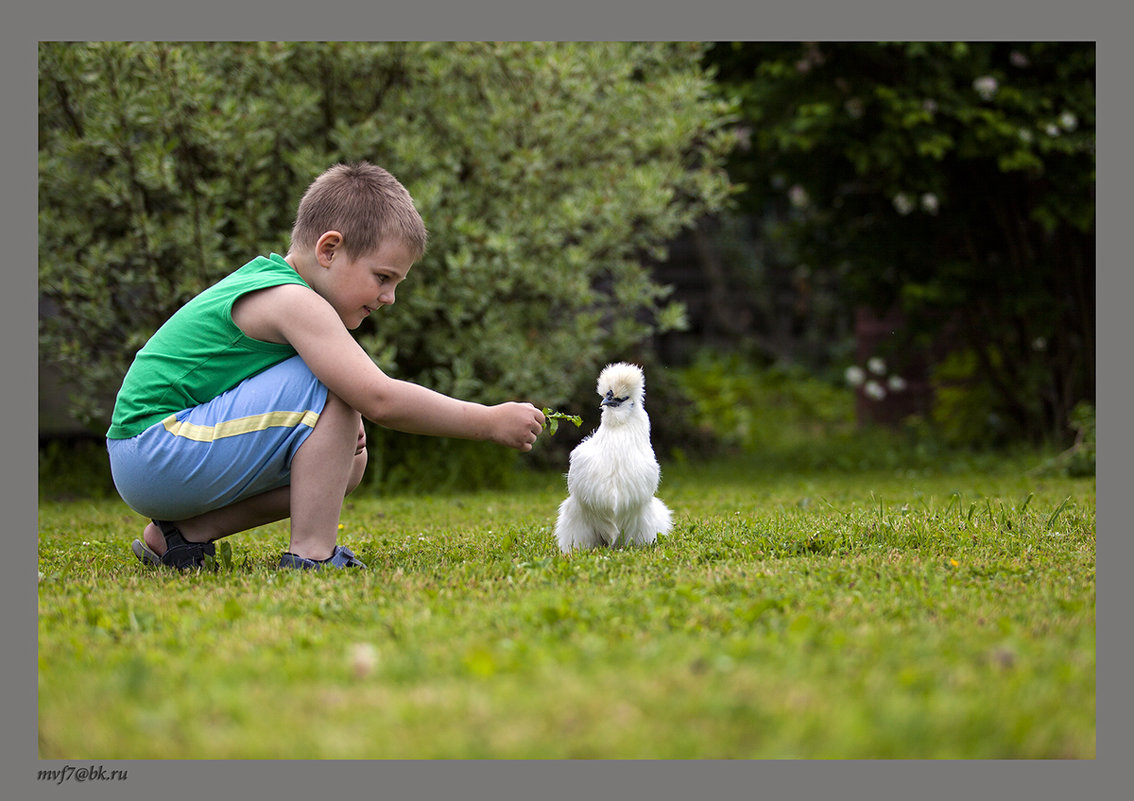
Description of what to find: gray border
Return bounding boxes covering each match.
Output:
[24,0,1108,41]
[13,2,1120,799]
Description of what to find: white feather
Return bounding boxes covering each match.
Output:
[554,362,673,553]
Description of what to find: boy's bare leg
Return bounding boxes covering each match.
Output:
[143,393,367,560]
[286,391,366,559]
[140,485,290,557]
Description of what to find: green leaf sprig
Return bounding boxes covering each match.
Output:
[542,408,583,436]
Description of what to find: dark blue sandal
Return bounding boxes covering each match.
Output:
[278,545,366,570]
[131,520,216,570]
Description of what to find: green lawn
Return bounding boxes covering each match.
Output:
[37,454,1095,759]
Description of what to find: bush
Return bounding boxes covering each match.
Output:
[39,43,738,486]
[668,350,1063,476]
[362,427,524,495]
[928,348,1012,447]
[673,351,856,456]
[708,42,1095,444]
[38,437,116,501]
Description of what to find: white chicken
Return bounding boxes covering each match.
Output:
[554,362,673,553]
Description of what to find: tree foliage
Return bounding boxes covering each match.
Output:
[708,42,1095,443]
[39,42,737,432]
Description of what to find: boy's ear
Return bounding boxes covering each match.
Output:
[315,231,344,267]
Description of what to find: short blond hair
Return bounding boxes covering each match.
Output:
[290,162,428,261]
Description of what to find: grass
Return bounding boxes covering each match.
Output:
[37,447,1095,760]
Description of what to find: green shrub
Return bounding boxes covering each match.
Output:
[708,42,1095,444]
[362,426,523,495]
[929,348,1011,446]
[38,437,116,501]
[674,352,855,455]
[39,42,737,439]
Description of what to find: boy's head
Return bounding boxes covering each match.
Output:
[290,162,428,262]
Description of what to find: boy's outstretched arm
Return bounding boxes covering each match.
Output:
[233,283,546,451]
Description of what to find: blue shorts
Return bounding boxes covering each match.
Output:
[107,355,329,521]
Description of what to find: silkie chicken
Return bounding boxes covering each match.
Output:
[554,362,672,553]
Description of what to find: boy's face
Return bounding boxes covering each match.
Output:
[319,239,415,330]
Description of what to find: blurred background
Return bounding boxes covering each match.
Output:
[38,42,1095,496]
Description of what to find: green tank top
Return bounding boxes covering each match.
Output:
[106,253,311,439]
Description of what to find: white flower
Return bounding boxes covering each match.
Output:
[973,75,999,101]
[1059,111,1078,132]
[845,365,866,387]
[864,380,887,401]
[1018,127,1034,144]
[920,193,939,214]
[1010,50,1029,68]
[1045,123,1061,137]
[789,184,810,209]
[867,357,887,375]
[887,375,908,392]
[892,193,915,216]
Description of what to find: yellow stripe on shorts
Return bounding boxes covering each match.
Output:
[162,410,321,442]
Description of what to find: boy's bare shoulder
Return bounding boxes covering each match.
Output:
[232,282,335,345]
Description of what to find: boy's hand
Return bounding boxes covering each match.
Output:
[489,403,546,452]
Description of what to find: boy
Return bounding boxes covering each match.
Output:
[106,162,546,570]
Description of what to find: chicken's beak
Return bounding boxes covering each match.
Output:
[601,391,621,408]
